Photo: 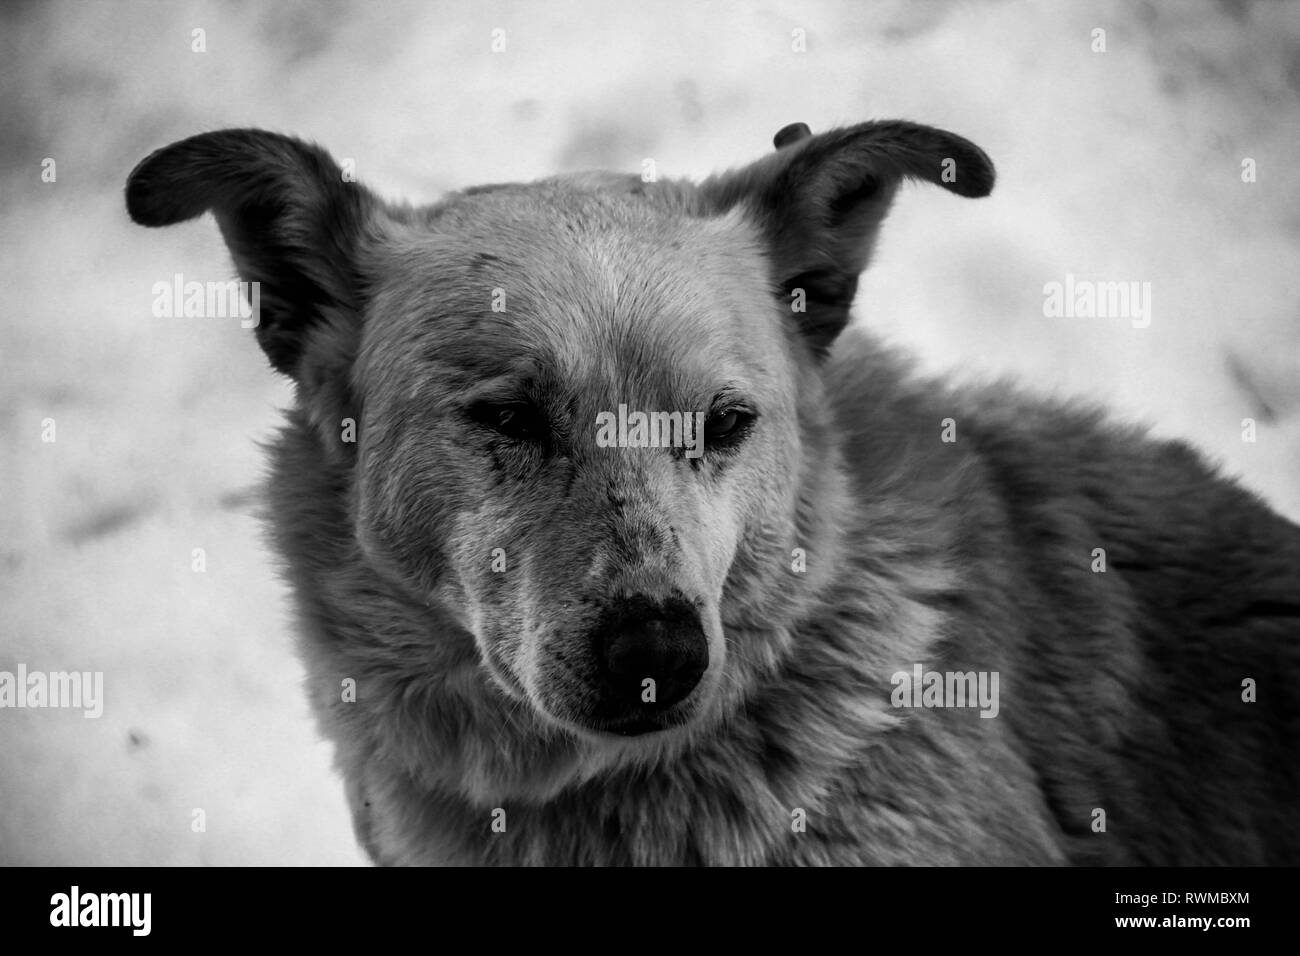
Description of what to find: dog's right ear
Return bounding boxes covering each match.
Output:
[125,129,384,379]
[698,120,995,357]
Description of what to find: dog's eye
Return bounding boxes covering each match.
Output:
[469,401,547,442]
[704,408,754,444]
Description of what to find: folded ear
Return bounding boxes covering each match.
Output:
[125,128,383,377]
[700,120,994,356]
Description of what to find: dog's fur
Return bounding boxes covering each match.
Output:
[126,120,1300,865]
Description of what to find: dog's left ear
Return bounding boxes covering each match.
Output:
[125,128,385,379]
[699,120,994,356]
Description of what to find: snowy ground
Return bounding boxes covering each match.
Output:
[2,0,1298,865]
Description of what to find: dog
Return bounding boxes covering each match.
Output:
[125,119,1300,865]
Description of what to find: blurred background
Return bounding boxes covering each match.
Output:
[1,0,1297,865]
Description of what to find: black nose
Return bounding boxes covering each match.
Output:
[596,596,709,714]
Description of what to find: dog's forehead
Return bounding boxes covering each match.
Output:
[368,182,790,401]
[425,179,735,267]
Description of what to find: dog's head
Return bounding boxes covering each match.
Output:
[126,120,992,746]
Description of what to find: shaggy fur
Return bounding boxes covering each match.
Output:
[126,120,1300,865]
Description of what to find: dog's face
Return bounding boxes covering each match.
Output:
[126,121,993,746]
[355,187,805,739]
